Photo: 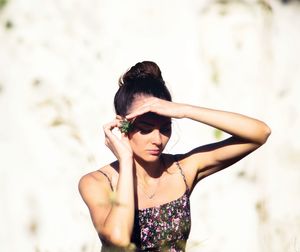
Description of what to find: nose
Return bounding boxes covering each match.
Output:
[151,129,162,146]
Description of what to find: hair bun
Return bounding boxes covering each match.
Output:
[119,61,164,87]
[114,61,171,116]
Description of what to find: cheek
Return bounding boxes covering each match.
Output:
[128,133,144,149]
[162,134,171,145]
[163,130,172,140]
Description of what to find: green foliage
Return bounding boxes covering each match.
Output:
[213,129,223,140]
[5,20,13,29]
[119,119,133,134]
[0,0,8,10]
[257,0,273,12]
[210,60,220,86]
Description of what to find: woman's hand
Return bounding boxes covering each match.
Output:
[103,118,133,162]
[125,97,187,120]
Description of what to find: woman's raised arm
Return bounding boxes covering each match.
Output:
[126,97,271,180]
[179,104,271,180]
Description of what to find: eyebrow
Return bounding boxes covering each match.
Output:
[138,121,154,127]
[137,121,172,127]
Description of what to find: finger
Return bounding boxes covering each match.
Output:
[125,106,151,120]
[103,120,119,132]
[104,138,110,147]
[121,132,129,140]
[103,123,121,142]
[103,122,115,131]
[104,120,126,140]
[113,117,126,129]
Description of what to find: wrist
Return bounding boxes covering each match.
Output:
[119,157,133,168]
[178,103,191,118]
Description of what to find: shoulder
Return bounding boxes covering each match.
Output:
[78,162,118,203]
[175,144,214,171]
[163,153,199,188]
[171,153,201,172]
[162,153,196,170]
[78,165,107,188]
[80,161,118,183]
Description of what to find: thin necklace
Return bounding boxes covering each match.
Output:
[137,158,165,199]
[137,178,160,199]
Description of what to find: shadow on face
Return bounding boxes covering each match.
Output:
[131,112,172,137]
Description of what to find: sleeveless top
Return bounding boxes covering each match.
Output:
[98,157,191,252]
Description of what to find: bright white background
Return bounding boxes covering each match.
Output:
[1,0,299,251]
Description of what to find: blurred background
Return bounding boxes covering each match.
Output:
[1,0,300,251]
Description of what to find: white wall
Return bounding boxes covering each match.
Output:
[1,0,299,251]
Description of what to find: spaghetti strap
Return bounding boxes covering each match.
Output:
[174,156,189,192]
[97,170,114,191]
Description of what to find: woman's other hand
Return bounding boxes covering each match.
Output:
[103,118,133,162]
[125,97,187,120]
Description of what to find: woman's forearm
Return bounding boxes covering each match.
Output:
[181,104,271,144]
[101,159,135,247]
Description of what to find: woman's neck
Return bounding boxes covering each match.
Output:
[134,155,165,182]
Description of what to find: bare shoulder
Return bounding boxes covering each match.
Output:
[78,162,118,205]
[172,153,202,173]
[163,153,199,189]
[78,162,120,235]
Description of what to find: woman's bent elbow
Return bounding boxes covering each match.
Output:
[259,123,272,145]
[100,228,131,248]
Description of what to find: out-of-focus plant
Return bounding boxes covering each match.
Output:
[0,0,8,11]
[213,129,223,140]
[5,20,13,29]
[209,60,220,86]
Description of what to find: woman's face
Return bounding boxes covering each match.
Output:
[127,96,172,163]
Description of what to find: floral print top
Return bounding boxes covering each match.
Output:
[99,158,191,252]
[132,158,191,252]
[132,190,191,251]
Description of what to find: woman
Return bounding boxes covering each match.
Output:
[79,61,271,251]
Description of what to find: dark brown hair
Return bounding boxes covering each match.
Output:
[114,61,172,116]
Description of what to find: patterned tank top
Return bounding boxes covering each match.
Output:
[99,157,191,252]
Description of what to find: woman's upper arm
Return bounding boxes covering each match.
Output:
[185,136,262,181]
[78,173,112,235]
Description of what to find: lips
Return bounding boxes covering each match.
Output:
[147,149,161,155]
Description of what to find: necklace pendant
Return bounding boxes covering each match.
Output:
[138,183,156,199]
[148,193,155,199]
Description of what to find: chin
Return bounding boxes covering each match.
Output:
[147,156,161,163]
[134,153,161,164]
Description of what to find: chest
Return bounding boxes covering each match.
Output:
[136,170,190,209]
[132,193,191,251]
